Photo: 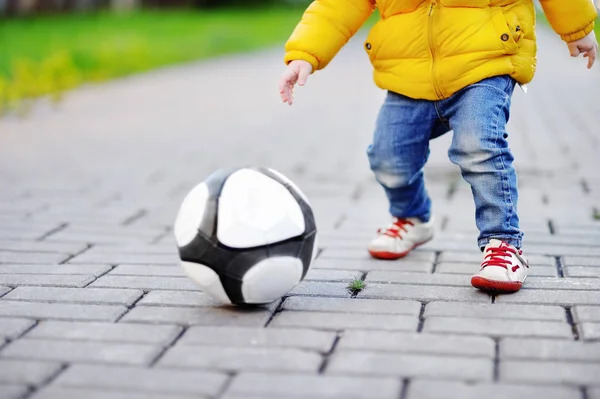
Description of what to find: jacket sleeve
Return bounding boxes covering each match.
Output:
[284,0,376,72]
[538,0,598,42]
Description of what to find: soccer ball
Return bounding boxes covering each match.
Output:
[173,167,318,306]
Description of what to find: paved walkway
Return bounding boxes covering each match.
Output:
[0,25,599,399]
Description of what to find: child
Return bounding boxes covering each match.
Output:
[278,0,598,293]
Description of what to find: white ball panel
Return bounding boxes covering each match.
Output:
[174,183,209,247]
[181,261,231,304]
[242,257,303,304]
[217,169,305,248]
[267,168,311,206]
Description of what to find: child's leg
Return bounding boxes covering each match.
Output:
[366,91,446,259]
[441,75,528,292]
[442,75,523,249]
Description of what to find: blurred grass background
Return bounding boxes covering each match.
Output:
[0,4,316,113]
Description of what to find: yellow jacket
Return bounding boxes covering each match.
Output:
[284,0,597,100]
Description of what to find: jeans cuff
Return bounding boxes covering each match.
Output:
[478,236,522,251]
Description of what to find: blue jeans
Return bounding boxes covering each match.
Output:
[367,75,523,249]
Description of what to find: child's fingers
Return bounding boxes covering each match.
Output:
[297,67,310,86]
[569,44,581,57]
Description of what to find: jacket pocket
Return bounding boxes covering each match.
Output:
[490,8,520,55]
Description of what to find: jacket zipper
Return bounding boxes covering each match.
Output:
[428,0,444,99]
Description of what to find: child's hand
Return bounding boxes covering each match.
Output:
[567,31,598,69]
[278,60,313,105]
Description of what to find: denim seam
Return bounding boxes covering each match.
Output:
[492,92,514,233]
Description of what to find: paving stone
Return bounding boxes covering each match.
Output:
[327,351,492,381]
[27,321,182,345]
[289,282,352,297]
[436,262,557,277]
[407,380,581,399]
[438,252,552,265]
[501,360,600,386]
[366,271,472,286]
[580,323,600,340]
[2,338,162,366]
[178,326,335,352]
[0,241,87,254]
[88,276,198,291]
[270,311,418,331]
[69,252,178,265]
[121,305,272,326]
[226,372,402,399]
[157,345,322,372]
[0,264,111,277]
[136,290,221,307]
[424,302,566,321]
[565,266,600,277]
[0,359,63,385]
[501,338,600,362]
[0,318,36,340]
[495,289,600,306]
[563,256,600,267]
[573,306,600,322]
[86,244,176,254]
[30,387,199,399]
[319,248,435,263]
[0,274,95,288]
[109,265,186,277]
[0,252,70,264]
[524,245,600,257]
[304,269,360,282]
[590,389,600,399]
[0,301,127,322]
[338,330,494,357]
[282,296,421,315]
[358,283,492,303]
[313,259,432,273]
[423,317,572,338]
[53,364,227,396]
[4,287,143,306]
[524,277,600,290]
[0,384,29,399]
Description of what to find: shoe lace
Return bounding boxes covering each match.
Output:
[378,218,414,239]
[481,242,517,270]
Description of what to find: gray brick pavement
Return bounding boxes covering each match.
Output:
[0,24,598,399]
[4,287,143,306]
[406,380,581,399]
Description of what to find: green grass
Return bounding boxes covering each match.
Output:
[0,7,308,112]
[348,279,366,293]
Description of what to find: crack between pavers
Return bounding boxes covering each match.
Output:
[318,332,342,374]
[547,219,556,235]
[214,372,237,399]
[399,378,411,399]
[431,252,441,273]
[147,325,188,367]
[22,362,69,399]
[59,243,94,265]
[565,307,580,341]
[121,209,148,226]
[580,386,590,399]
[36,223,68,242]
[493,339,500,381]
[263,296,287,328]
[555,256,565,278]
[416,302,427,333]
[112,291,150,323]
